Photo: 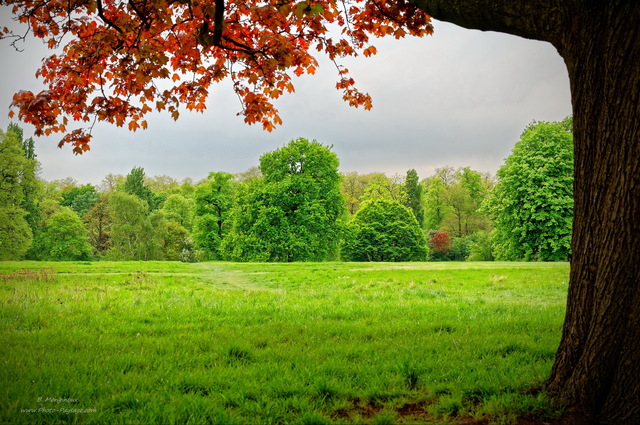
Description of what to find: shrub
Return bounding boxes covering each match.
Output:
[342,200,427,262]
[429,231,451,261]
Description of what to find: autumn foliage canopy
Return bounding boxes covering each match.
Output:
[1,0,432,153]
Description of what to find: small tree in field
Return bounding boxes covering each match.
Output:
[225,138,345,262]
[428,231,451,261]
[343,200,427,262]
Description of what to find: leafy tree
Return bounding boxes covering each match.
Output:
[424,167,492,236]
[107,191,163,260]
[487,120,573,261]
[145,175,180,194]
[0,207,32,260]
[467,231,495,262]
[403,169,424,225]
[162,221,192,261]
[39,180,68,222]
[459,167,486,201]
[448,235,474,261]
[343,200,427,262]
[440,182,478,237]
[235,166,262,184]
[5,0,640,421]
[12,124,42,242]
[179,178,196,198]
[225,138,345,262]
[340,171,384,216]
[84,194,111,255]
[31,207,92,260]
[123,167,161,210]
[0,124,35,259]
[192,172,235,259]
[97,173,125,193]
[60,184,99,217]
[422,176,450,231]
[361,174,408,205]
[161,194,195,231]
[428,231,451,261]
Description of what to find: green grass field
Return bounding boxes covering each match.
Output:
[0,261,569,424]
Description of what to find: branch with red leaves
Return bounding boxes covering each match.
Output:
[0,0,432,154]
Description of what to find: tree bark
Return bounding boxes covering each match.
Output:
[546,4,640,424]
[409,1,640,423]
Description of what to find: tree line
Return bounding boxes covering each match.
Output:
[0,118,573,262]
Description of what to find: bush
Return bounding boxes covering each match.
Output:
[31,207,92,261]
[342,200,428,262]
[428,231,451,261]
[449,236,473,261]
[468,231,495,261]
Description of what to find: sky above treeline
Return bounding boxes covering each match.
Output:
[0,12,572,185]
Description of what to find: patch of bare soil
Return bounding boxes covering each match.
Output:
[330,389,575,425]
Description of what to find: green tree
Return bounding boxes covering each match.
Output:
[161,194,195,231]
[342,200,427,262]
[225,138,345,262]
[340,171,383,216]
[403,169,424,226]
[0,207,32,260]
[97,173,125,193]
[360,173,408,205]
[0,124,37,259]
[191,172,235,259]
[235,166,262,184]
[467,231,495,261]
[422,176,450,231]
[487,120,573,261]
[13,125,42,243]
[179,178,196,198]
[145,174,180,194]
[30,207,92,260]
[123,167,161,210]
[84,194,111,255]
[424,167,492,236]
[60,184,99,217]
[162,220,192,261]
[107,191,164,260]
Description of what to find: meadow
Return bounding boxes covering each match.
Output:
[0,261,569,425]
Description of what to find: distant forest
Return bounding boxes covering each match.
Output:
[0,118,573,262]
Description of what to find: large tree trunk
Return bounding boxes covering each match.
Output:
[545,4,640,424]
[409,1,640,423]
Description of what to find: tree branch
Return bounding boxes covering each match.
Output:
[213,0,224,46]
[128,0,151,29]
[96,0,125,34]
[409,0,567,45]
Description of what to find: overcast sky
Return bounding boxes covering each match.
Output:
[0,13,572,185]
